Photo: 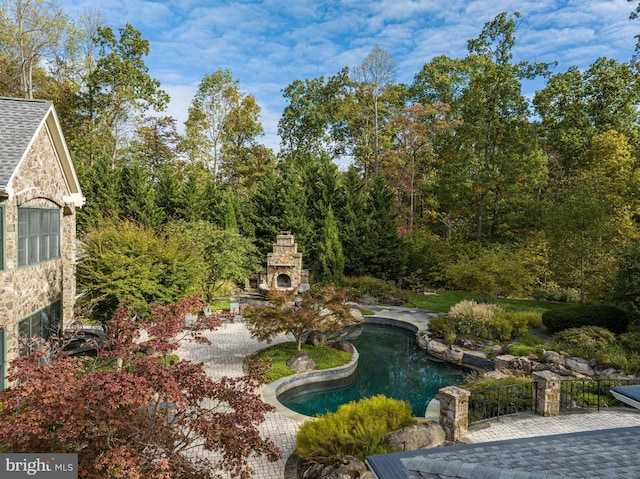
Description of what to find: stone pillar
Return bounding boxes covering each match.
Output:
[533,371,560,417]
[437,385,471,442]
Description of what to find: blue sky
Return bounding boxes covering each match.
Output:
[57,0,639,151]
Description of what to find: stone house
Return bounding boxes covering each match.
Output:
[0,97,84,391]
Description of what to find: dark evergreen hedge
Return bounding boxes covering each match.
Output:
[542,305,629,335]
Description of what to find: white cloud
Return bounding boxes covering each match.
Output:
[57,0,640,154]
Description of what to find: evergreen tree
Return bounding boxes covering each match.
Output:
[250,167,284,256]
[223,189,239,232]
[364,174,407,279]
[280,165,314,259]
[315,207,345,285]
[337,166,370,277]
[155,163,184,222]
[118,160,163,228]
[178,167,208,223]
[76,155,120,233]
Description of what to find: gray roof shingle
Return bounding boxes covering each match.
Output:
[367,426,640,479]
[0,97,52,187]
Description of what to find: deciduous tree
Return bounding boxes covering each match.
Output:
[0,296,282,478]
[244,286,355,351]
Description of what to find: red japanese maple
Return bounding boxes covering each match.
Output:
[0,295,282,478]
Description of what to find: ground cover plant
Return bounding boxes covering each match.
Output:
[248,342,353,382]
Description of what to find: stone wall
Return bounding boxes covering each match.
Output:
[0,125,77,367]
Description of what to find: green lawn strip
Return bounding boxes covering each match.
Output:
[409,291,573,314]
[249,342,353,383]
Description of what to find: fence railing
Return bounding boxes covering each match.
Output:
[469,381,536,424]
[560,378,640,410]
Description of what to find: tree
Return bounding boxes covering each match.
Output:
[0,296,282,478]
[364,174,407,279]
[185,69,263,181]
[77,218,205,321]
[0,0,69,98]
[336,166,370,277]
[412,12,549,240]
[315,207,345,285]
[278,68,352,162]
[352,45,396,177]
[244,286,355,351]
[118,159,163,228]
[82,23,169,168]
[534,58,640,175]
[167,221,260,301]
[546,130,640,302]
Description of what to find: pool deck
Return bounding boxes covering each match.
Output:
[179,304,640,479]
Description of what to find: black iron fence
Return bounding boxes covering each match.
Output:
[560,378,640,410]
[469,381,536,423]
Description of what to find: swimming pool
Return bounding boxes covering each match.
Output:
[278,323,466,417]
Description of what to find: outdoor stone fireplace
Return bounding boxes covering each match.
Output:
[257,231,309,295]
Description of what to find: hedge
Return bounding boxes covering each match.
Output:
[541,304,629,335]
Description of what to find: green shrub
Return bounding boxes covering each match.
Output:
[542,304,630,334]
[494,311,531,339]
[464,374,532,391]
[449,300,502,340]
[619,332,640,353]
[490,315,513,341]
[533,285,580,303]
[507,344,538,357]
[342,276,410,305]
[518,332,545,346]
[445,244,540,298]
[427,315,457,344]
[552,326,617,358]
[295,395,416,461]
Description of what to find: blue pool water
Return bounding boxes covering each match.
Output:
[278,323,466,417]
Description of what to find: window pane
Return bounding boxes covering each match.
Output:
[18,318,30,356]
[18,209,27,266]
[0,329,4,391]
[40,211,50,261]
[28,210,39,264]
[0,209,3,270]
[50,211,60,259]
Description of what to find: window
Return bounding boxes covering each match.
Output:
[18,300,61,356]
[0,329,4,391]
[0,206,4,270]
[18,207,60,266]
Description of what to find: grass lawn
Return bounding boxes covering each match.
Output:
[249,342,353,382]
[409,291,574,313]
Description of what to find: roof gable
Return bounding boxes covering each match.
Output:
[0,97,84,207]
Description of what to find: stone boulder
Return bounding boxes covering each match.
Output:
[426,339,448,359]
[349,308,364,322]
[542,350,563,365]
[384,421,446,451]
[416,330,429,349]
[301,456,368,479]
[306,330,326,346]
[444,345,464,365]
[286,352,316,372]
[495,355,532,375]
[455,336,494,350]
[328,341,355,353]
[564,357,595,377]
